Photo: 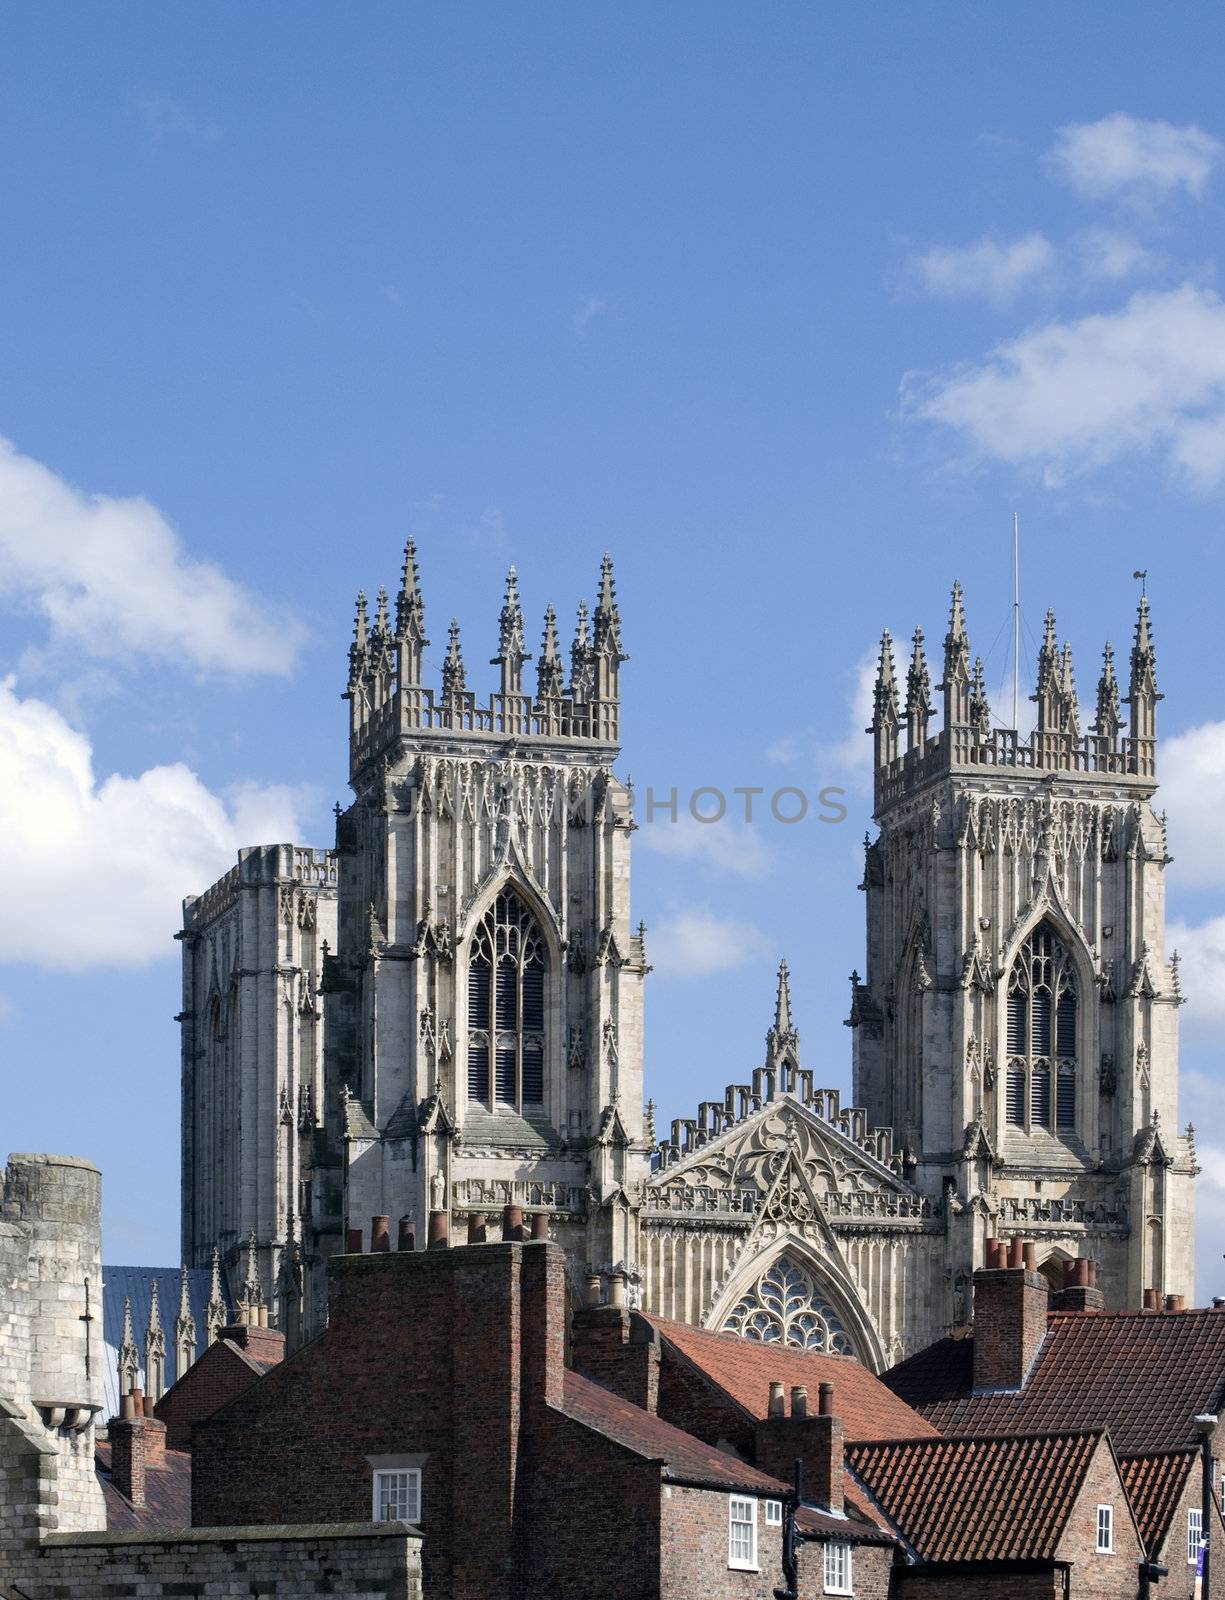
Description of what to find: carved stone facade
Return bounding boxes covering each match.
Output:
[181,562,1194,1366]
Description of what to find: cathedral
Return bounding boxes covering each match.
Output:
[178,542,1195,1366]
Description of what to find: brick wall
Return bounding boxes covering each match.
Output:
[1155,1460,1225,1600]
[1052,1434,1145,1597]
[796,1536,894,1600]
[659,1484,783,1600]
[656,1344,755,1456]
[896,1569,1064,1599]
[2,1522,421,1599]
[571,1305,660,1413]
[972,1267,1049,1391]
[153,1336,269,1450]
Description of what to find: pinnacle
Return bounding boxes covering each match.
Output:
[395,536,427,642]
[774,957,793,1036]
[871,629,900,726]
[948,580,967,640]
[148,1277,162,1333]
[353,590,369,648]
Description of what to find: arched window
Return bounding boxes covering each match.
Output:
[467,890,546,1112]
[1005,924,1077,1132]
[723,1255,855,1354]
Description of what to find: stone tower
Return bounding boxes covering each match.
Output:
[309,542,649,1325]
[851,584,1194,1311]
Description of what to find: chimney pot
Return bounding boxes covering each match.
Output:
[1022,1241,1037,1272]
[502,1203,525,1242]
[1008,1237,1024,1269]
[345,1226,363,1253]
[985,1236,999,1267]
[1165,1293,1185,1312]
[258,1303,269,1328]
[371,1215,391,1252]
[121,1392,136,1421]
[819,1381,835,1417]
[398,1215,415,1252]
[530,1211,550,1241]
[467,1212,488,1244]
[768,1380,786,1418]
[608,1272,626,1309]
[1213,1296,1225,1310]
[1086,1259,1097,1288]
[791,1384,808,1418]
[427,1209,450,1249]
[1143,1288,1160,1311]
[130,1387,144,1412]
[585,1273,602,1308]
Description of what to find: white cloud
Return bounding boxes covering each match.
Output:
[908,285,1225,490]
[0,438,303,676]
[1168,915,1225,1033]
[572,295,613,336]
[826,649,883,773]
[1161,721,1225,886]
[1049,114,1222,198]
[1076,229,1155,282]
[912,233,1055,300]
[641,812,771,878]
[649,909,768,979]
[0,677,310,969]
[134,93,221,146]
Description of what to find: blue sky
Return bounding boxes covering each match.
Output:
[2,4,1224,1290]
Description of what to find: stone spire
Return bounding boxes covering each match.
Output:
[493,565,529,695]
[118,1295,140,1397]
[536,605,564,700]
[766,958,800,1071]
[591,553,626,702]
[441,618,467,704]
[394,536,429,683]
[239,1231,263,1326]
[347,590,370,691]
[1093,641,1122,741]
[1033,609,1062,732]
[939,580,972,727]
[1127,593,1161,750]
[870,629,900,768]
[570,599,593,702]
[905,626,933,751]
[174,1264,197,1381]
[370,585,394,675]
[144,1278,166,1402]
[205,1245,227,1347]
[969,656,991,738]
[1060,641,1081,737]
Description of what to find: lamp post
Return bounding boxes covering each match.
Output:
[1194,1413,1217,1597]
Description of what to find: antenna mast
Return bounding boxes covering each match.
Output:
[1012,512,1020,731]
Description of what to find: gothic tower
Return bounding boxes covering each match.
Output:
[310,542,649,1325]
[851,583,1194,1311]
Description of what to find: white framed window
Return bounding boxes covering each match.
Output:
[1189,1507,1203,1564]
[1095,1504,1113,1553]
[728,1495,758,1570]
[765,1499,783,1527]
[372,1467,421,1525]
[824,1540,853,1595]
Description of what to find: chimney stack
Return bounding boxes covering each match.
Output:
[972,1238,1048,1392]
[1051,1257,1104,1314]
[755,1382,844,1513]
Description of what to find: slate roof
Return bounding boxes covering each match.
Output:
[1119,1449,1197,1554]
[645,1313,936,1441]
[883,1309,1225,1454]
[561,1370,784,1493]
[101,1264,231,1421]
[95,1440,192,1533]
[847,1431,1109,1564]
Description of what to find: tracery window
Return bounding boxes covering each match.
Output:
[1005,924,1077,1133]
[467,890,546,1113]
[723,1255,854,1354]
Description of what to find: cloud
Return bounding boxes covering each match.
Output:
[649,909,768,979]
[1049,114,1222,198]
[0,439,303,676]
[1076,229,1155,282]
[825,649,882,773]
[572,296,612,336]
[0,677,310,970]
[1168,914,1225,1033]
[911,233,1055,300]
[641,812,771,878]
[134,93,221,146]
[907,285,1225,490]
[1160,720,1225,886]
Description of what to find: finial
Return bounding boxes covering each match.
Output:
[374,585,391,635]
[938,581,972,721]
[441,618,467,701]
[148,1277,162,1334]
[395,535,428,646]
[537,605,564,699]
[494,565,529,690]
[1093,641,1122,738]
[969,656,991,737]
[870,630,900,728]
[353,590,369,650]
[766,957,800,1068]
[592,552,626,663]
[1061,641,1080,735]
[570,599,594,700]
[178,1264,192,1320]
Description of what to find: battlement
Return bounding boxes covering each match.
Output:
[346,540,627,777]
[182,844,338,933]
[870,583,1161,814]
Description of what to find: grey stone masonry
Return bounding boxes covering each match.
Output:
[3,1522,423,1599]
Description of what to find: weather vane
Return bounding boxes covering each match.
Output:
[1132,568,1148,596]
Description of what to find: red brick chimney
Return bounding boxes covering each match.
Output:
[972,1238,1049,1392]
[754,1380,844,1512]
[1050,1257,1105,1314]
[217,1322,286,1365]
[108,1403,166,1506]
[571,1301,661,1414]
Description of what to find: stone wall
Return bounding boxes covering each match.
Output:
[4,1522,422,1600]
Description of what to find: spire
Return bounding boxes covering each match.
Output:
[1033,609,1061,732]
[441,618,467,704]
[939,580,972,726]
[205,1245,227,1347]
[537,604,564,700]
[118,1295,140,1397]
[1060,641,1081,737]
[969,656,991,738]
[347,590,370,688]
[174,1264,198,1379]
[591,553,626,702]
[905,626,933,751]
[240,1231,263,1327]
[1093,641,1122,741]
[766,958,800,1073]
[869,629,900,768]
[394,536,429,682]
[569,599,593,702]
[493,565,529,695]
[1127,593,1161,759]
[145,1279,166,1402]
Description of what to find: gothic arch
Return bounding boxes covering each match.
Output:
[704,1234,886,1372]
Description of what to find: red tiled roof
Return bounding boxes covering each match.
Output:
[848,1431,1106,1564]
[1119,1449,1197,1554]
[796,1503,897,1545]
[644,1314,936,1442]
[562,1369,784,1493]
[884,1310,1225,1454]
[95,1441,193,1533]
